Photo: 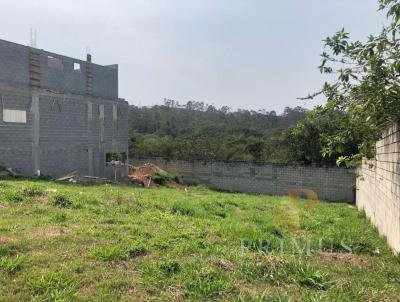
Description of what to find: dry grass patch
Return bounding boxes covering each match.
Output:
[319,252,370,266]
[39,195,49,205]
[208,258,235,272]
[0,236,16,244]
[254,255,283,269]
[164,285,186,302]
[31,227,66,239]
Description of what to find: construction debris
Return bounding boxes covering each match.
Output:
[56,171,78,182]
[56,172,112,184]
[0,163,184,188]
[128,163,185,188]
[0,167,18,178]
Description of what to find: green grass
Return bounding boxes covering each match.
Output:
[0,179,399,301]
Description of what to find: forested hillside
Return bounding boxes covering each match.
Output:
[128,99,308,163]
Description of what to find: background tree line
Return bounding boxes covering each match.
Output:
[128,100,352,166]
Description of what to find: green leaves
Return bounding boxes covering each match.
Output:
[324,28,350,55]
[303,0,400,166]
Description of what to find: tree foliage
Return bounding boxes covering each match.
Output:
[301,0,400,166]
[286,109,361,166]
[129,100,307,163]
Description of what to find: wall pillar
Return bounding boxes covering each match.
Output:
[112,104,117,152]
[99,104,105,177]
[87,101,93,176]
[31,94,40,175]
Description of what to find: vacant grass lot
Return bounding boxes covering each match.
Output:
[0,179,399,301]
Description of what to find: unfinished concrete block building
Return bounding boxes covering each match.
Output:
[0,39,129,178]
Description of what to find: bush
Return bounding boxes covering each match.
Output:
[152,172,182,186]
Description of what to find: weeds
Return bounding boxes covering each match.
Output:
[21,184,45,197]
[128,245,148,258]
[28,270,79,301]
[159,260,181,276]
[286,263,333,290]
[0,242,26,257]
[93,244,147,262]
[50,212,68,223]
[50,194,72,208]
[93,245,128,262]
[183,266,235,299]
[3,191,25,203]
[0,256,23,274]
[171,201,195,216]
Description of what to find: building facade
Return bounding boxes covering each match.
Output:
[0,39,129,178]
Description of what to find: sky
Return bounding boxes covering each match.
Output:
[0,0,386,113]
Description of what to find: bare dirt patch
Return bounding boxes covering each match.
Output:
[319,252,369,266]
[32,228,65,239]
[292,229,312,239]
[39,195,49,205]
[254,255,283,269]
[28,251,47,257]
[208,258,235,271]
[164,286,186,302]
[235,207,244,214]
[0,236,16,244]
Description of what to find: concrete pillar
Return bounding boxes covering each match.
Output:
[112,104,117,152]
[31,94,40,175]
[99,104,105,176]
[88,148,94,176]
[99,104,104,143]
[87,101,93,176]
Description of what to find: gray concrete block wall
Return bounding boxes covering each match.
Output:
[0,38,118,100]
[0,90,33,175]
[0,39,30,86]
[0,83,128,178]
[133,158,356,202]
[92,64,118,100]
[40,50,87,96]
[357,122,400,253]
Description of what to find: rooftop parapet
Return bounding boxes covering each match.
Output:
[0,38,118,100]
